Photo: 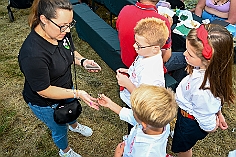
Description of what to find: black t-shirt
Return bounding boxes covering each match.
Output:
[18,30,75,107]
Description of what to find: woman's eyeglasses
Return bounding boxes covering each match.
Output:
[45,16,76,33]
[135,41,155,50]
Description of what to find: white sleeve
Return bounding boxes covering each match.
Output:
[119,107,137,126]
[192,91,221,131]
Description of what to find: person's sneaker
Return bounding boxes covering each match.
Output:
[59,148,81,157]
[69,123,93,137]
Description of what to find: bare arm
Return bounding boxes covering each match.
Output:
[74,50,84,65]
[37,86,76,99]
[36,51,100,109]
[195,0,206,17]
[97,94,122,114]
[74,50,101,71]
[37,86,99,110]
[114,142,125,157]
[226,0,236,24]
[217,110,228,130]
[162,48,172,63]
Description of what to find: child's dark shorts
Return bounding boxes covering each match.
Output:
[171,108,208,153]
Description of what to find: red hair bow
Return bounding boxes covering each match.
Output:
[197,25,212,59]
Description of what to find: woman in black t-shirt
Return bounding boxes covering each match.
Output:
[18,0,101,156]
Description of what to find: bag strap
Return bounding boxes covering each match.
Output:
[66,37,77,90]
[47,35,78,107]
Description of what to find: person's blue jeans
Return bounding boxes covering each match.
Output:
[28,102,76,150]
[165,51,187,83]
[202,11,236,37]
[202,10,227,22]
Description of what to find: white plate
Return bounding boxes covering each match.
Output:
[158,6,175,17]
[183,20,201,28]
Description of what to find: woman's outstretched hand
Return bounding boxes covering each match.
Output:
[77,90,99,110]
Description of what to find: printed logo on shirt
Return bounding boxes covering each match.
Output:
[132,69,137,79]
[186,82,190,90]
[63,38,70,50]
[128,136,136,154]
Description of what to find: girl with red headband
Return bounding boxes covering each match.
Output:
[171,24,235,157]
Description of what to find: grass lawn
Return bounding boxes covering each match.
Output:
[0,0,235,157]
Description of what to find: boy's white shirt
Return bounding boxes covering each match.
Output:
[119,107,170,157]
[176,68,221,131]
[120,51,165,108]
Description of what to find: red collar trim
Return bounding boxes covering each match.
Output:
[135,1,158,13]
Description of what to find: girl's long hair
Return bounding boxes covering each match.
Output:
[186,24,235,105]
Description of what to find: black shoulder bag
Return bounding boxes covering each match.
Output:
[53,38,82,124]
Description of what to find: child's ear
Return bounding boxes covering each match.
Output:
[141,122,147,130]
[152,46,160,54]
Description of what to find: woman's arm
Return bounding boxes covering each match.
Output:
[74,50,101,71]
[204,6,229,18]
[37,86,99,110]
[195,0,206,17]
[226,0,236,24]
[74,50,85,66]
[162,48,172,63]
[37,86,76,99]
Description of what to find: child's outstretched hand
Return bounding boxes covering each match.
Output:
[97,94,122,114]
[114,142,125,157]
[97,94,112,108]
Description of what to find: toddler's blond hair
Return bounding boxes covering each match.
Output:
[131,84,177,128]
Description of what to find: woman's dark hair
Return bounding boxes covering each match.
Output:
[186,24,235,105]
[28,0,72,29]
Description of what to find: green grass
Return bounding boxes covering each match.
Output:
[0,109,16,134]
[184,0,198,10]
[0,0,235,157]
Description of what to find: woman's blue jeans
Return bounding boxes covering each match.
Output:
[28,102,76,150]
[202,11,236,37]
[202,10,227,22]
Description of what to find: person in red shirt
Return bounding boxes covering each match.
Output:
[116,0,187,83]
[116,0,172,68]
